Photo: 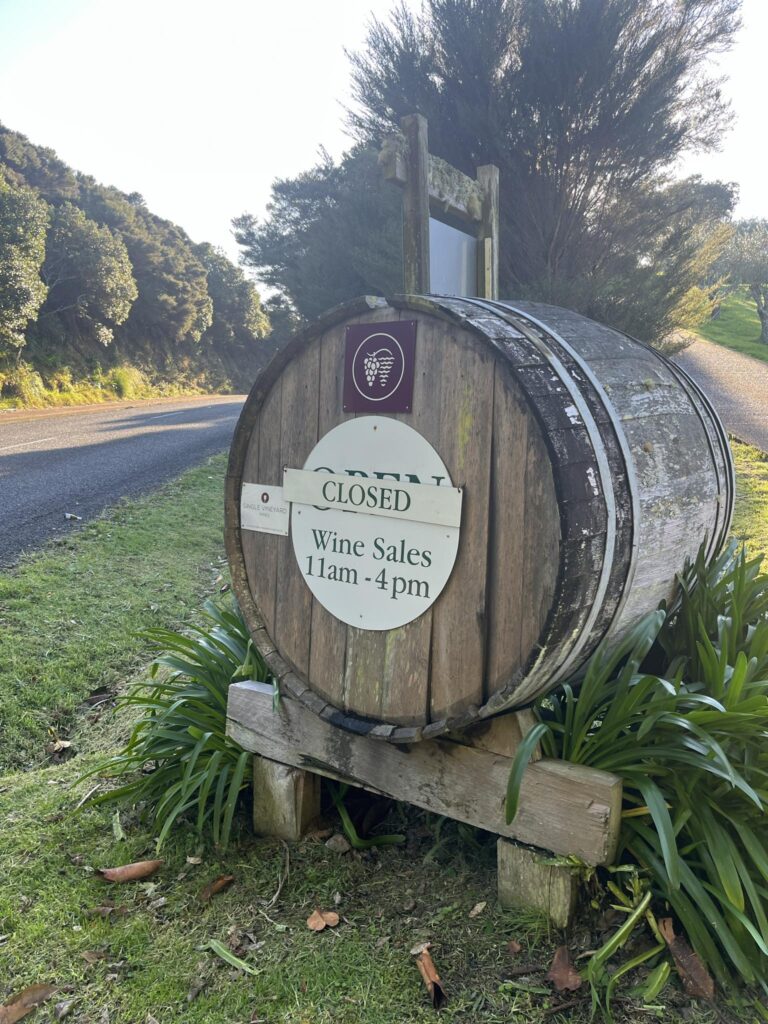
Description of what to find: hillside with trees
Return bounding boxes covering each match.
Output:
[0,124,269,405]
[236,0,741,349]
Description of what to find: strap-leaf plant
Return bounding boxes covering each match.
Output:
[80,599,270,850]
[506,541,768,994]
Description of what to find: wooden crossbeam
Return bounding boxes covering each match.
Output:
[227,681,622,866]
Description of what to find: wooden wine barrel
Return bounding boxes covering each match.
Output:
[226,294,733,742]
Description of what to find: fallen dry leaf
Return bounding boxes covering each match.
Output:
[306,908,340,932]
[468,901,486,918]
[199,875,235,902]
[659,917,715,1000]
[412,942,447,1010]
[85,905,129,919]
[186,856,202,865]
[53,1000,76,1021]
[547,946,582,992]
[97,860,163,883]
[506,939,523,957]
[0,984,58,1024]
[80,950,107,965]
[47,739,72,754]
[187,980,208,1003]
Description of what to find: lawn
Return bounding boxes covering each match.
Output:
[0,454,229,772]
[731,440,768,556]
[694,289,768,364]
[1,443,766,1023]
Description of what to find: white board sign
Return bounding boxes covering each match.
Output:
[240,483,290,536]
[283,468,462,528]
[290,417,461,631]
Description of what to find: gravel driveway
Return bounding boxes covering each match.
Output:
[673,337,768,452]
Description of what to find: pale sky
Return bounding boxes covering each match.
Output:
[0,0,765,268]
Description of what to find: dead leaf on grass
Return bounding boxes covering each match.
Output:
[84,904,128,919]
[53,1000,76,1021]
[411,942,447,1010]
[658,917,715,1001]
[0,984,58,1024]
[199,874,235,902]
[80,950,107,965]
[547,946,582,992]
[97,860,163,882]
[507,939,523,957]
[306,908,340,932]
[187,979,208,1003]
[186,856,202,865]
[468,901,486,918]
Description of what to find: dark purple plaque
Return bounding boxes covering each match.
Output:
[343,320,417,413]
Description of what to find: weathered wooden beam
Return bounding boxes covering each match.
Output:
[401,114,431,293]
[380,130,487,226]
[252,755,322,841]
[227,681,622,866]
[476,164,499,300]
[456,709,541,760]
[497,839,578,928]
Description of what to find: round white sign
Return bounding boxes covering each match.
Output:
[290,417,461,631]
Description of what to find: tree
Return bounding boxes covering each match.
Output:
[0,173,48,355]
[194,242,269,345]
[77,183,213,350]
[40,203,137,347]
[345,0,741,342]
[233,147,402,321]
[720,220,768,343]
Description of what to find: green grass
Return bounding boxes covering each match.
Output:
[694,289,768,364]
[0,361,210,410]
[731,440,768,557]
[0,762,714,1024]
[0,454,229,771]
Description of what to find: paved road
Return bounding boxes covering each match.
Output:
[674,338,768,451]
[0,395,245,567]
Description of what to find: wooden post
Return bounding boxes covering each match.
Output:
[476,164,499,299]
[497,839,579,929]
[401,114,430,293]
[252,754,322,841]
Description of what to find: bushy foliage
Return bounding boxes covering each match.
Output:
[0,173,48,353]
[338,0,740,343]
[82,600,269,850]
[508,543,768,992]
[234,147,403,322]
[41,202,137,346]
[0,123,270,391]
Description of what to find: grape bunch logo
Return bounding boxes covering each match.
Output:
[344,320,417,413]
[363,348,396,390]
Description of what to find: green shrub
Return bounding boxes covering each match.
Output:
[507,542,768,993]
[81,599,271,849]
[108,364,148,399]
[0,362,47,405]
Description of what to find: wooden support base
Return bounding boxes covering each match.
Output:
[497,839,578,929]
[228,681,622,866]
[252,755,321,841]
